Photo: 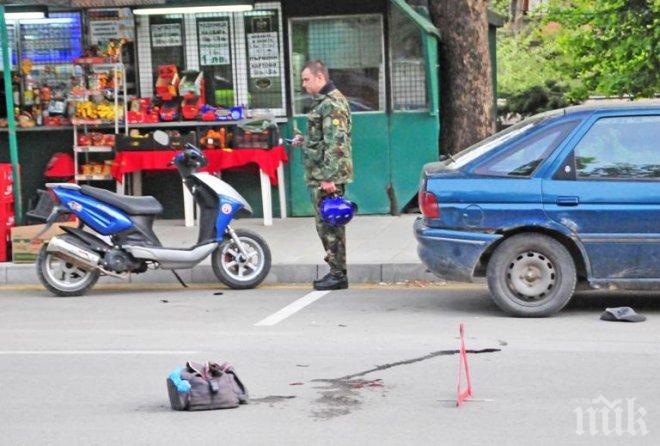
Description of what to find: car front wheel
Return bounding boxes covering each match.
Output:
[487,233,576,317]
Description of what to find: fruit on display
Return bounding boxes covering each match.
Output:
[77,132,115,147]
[75,101,123,121]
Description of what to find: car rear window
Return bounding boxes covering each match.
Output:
[474,121,578,177]
[441,109,564,170]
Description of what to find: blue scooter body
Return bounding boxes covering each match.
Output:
[51,185,244,241]
[53,187,133,235]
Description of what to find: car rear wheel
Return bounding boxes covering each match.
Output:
[487,233,576,317]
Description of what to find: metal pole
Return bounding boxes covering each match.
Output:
[0,7,23,224]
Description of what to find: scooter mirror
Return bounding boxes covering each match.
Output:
[153,130,170,146]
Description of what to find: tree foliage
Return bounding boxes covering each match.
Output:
[489,0,511,18]
[544,0,659,98]
[496,22,585,99]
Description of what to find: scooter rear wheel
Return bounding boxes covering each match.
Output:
[212,229,271,289]
[36,244,100,297]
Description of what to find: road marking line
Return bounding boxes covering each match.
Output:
[255,290,331,326]
[0,350,199,355]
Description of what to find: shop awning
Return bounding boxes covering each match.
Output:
[389,0,440,38]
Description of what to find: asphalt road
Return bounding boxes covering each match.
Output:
[0,283,658,445]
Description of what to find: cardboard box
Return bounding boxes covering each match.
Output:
[10,221,78,263]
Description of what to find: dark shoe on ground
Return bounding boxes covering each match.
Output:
[313,273,348,290]
[313,272,333,286]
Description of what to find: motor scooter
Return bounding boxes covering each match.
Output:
[36,130,271,297]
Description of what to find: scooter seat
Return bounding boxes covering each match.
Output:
[80,185,163,215]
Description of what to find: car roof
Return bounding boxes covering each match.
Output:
[563,99,660,116]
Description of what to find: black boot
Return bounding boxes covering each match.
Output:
[313,272,333,286]
[313,272,348,290]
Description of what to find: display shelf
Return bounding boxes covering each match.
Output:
[72,61,127,191]
[70,90,118,98]
[71,118,105,126]
[75,174,114,181]
[0,117,289,133]
[74,145,114,153]
[73,58,122,65]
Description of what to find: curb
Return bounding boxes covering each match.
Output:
[0,262,438,286]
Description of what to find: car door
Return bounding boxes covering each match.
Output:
[542,112,660,280]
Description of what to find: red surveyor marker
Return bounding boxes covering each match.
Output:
[456,323,473,406]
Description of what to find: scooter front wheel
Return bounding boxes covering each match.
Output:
[212,229,271,289]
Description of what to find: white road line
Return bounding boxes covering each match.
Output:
[255,291,331,326]
[0,351,199,355]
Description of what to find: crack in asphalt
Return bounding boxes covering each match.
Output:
[337,348,502,380]
[310,347,501,419]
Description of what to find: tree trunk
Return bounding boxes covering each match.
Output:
[428,0,495,155]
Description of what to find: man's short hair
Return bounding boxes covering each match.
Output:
[301,60,329,80]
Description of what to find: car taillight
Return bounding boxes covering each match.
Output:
[47,189,61,205]
[419,191,440,218]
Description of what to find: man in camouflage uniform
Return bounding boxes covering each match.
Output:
[292,60,353,290]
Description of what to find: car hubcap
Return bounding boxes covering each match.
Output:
[44,253,93,291]
[221,237,264,282]
[506,251,556,302]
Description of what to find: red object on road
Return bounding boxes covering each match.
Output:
[456,323,473,406]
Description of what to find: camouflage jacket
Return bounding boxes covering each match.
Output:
[302,82,353,186]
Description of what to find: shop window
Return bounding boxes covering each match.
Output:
[389,6,427,111]
[290,15,385,114]
[18,12,83,89]
[149,15,185,86]
[243,9,284,111]
[196,15,234,107]
[87,8,137,95]
[0,22,18,70]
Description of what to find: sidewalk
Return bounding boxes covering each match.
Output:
[0,215,440,286]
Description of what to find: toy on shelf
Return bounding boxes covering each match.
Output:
[199,128,228,150]
[155,64,180,101]
[200,104,244,122]
[127,97,160,124]
[179,70,205,121]
[159,99,180,122]
[78,38,127,64]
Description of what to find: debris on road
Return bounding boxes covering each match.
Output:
[600,307,646,322]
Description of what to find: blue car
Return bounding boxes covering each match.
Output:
[415,102,660,317]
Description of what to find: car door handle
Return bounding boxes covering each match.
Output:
[556,196,579,206]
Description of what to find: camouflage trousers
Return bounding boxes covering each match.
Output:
[310,185,347,276]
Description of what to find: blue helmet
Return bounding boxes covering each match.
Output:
[319,195,358,227]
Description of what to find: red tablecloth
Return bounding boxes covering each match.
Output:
[111,145,288,185]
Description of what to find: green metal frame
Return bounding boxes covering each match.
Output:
[0,6,22,224]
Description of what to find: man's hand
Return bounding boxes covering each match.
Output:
[291,134,305,147]
[320,181,337,193]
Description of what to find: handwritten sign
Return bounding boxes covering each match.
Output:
[198,20,230,66]
[88,8,135,44]
[247,32,279,77]
[151,23,182,47]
